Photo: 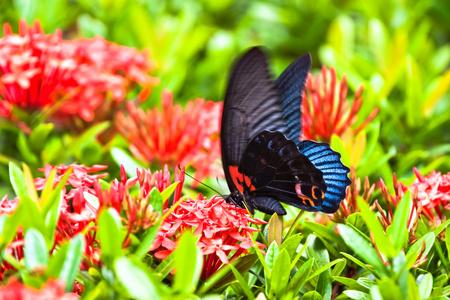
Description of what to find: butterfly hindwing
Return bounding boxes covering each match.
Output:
[238,131,327,213]
[299,140,352,213]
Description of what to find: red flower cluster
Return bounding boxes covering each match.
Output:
[0,19,158,124]
[116,90,223,185]
[410,167,450,221]
[150,194,266,279]
[301,66,379,142]
[0,278,78,300]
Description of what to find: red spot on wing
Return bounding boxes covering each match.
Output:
[228,165,255,192]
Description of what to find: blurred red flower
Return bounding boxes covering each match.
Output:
[150,194,266,279]
[0,278,78,300]
[0,19,158,127]
[410,167,450,221]
[301,66,379,142]
[116,90,223,185]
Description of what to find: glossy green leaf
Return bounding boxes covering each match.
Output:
[229,264,255,300]
[267,213,283,247]
[373,278,404,300]
[47,235,83,292]
[387,191,411,252]
[337,224,388,277]
[9,162,29,198]
[357,198,394,258]
[344,290,371,300]
[24,228,48,271]
[264,241,279,281]
[407,273,420,300]
[98,208,123,263]
[333,276,368,291]
[418,273,433,300]
[307,259,343,282]
[154,251,174,280]
[303,290,323,300]
[149,187,163,214]
[406,232,435,270]
[173,231,203,294]
[288,258,314,295]
[210,254,258,290]
[160,181,180,202]
[280,233,302,258]
[114,256,161,300]
[269,249,290,298]
[304,221,346,248]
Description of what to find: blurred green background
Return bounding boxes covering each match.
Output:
[1,0,449,193]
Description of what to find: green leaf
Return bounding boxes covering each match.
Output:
[173,231,203,294]
[344,290,371,300]
[307,259,344,282]
[357,198,395,258]
[229,265,255,300]
[337,224,388,277]
[330,258,346,277]
[154,251,174,280]
[280,233,302,258]
[333,276,368,291]
[288,258,313,295]
[24,228,48,271]
[210,254,258,290]
[160,181,180,202]
[47,235,83,292]
[303,291,323,300]
[387,191,411,252]
[406,232,435,269]
[375,278,406,300]
[29,123,54,152]
[264,241,279,281]
[17,132,38,165]
[149,188,163,214]
[267,213,283,247]
[304,221,346,248]
[135,223,160,260]
[418,273,433,300]
[341,252,378,278]
[111,147,143,177]
[269,249,290,298]
[14,195,46,234]
[407,273,420,300]
[98,208,123,264]
[114,256,161,300]
[9,162,29,198]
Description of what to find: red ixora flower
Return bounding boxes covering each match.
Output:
[0,278,78,300]
[116,90,223,185]
[410,167,450,221]
[150,194,266,280]
[0,19,158,125]
[301,66,379,142]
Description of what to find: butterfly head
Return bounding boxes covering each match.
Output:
[225,192,254,215]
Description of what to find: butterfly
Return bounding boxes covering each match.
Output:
[221,47,351,215]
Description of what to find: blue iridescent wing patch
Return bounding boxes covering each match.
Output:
[299,140,351,213]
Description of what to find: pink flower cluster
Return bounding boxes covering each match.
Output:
[0,19,158,122]
[116,90,223,185]
[151,194,266,279]
[410,167,450,221]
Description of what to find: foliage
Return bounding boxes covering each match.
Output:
[0,0,449,299]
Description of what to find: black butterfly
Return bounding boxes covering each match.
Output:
[221,47,351,215]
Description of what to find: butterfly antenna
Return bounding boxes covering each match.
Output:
[183,171,223,196]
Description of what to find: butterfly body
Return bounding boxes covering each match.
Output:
[221,47,351,215]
